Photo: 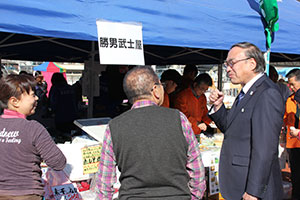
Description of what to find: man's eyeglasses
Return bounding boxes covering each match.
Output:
[223,57,251,68]
[151,82,165,92]
[154,82,166,87]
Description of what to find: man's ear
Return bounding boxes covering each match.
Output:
[152,85,160,100]
[249,58,257,71]
[8,96,20,108]
[152,85,164,105]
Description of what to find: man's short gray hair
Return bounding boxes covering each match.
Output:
[123,66,159,104]
[231,42,265,74]
[286,69,300,82]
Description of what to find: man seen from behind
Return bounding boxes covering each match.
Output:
[96,66,206,200]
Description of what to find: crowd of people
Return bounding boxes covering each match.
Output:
[0,41,299,199]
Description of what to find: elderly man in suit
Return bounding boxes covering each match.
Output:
[209,42,284,200]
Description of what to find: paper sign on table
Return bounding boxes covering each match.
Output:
[51,183,82,200]
[81,144,102,175]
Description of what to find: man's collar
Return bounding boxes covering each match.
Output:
[131,100,157,109]
[242,73,264,94]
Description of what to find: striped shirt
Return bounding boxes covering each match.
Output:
[96,100,206,199]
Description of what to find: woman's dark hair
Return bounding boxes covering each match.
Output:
[0,74,36,108]
[51,72,67,86]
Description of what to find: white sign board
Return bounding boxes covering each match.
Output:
[96,19,145,65]
[51,183,82,200]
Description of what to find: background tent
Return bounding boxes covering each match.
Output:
[34,62,66,73]
[1,0,300,116]
[0,0,300,64]
[34,62,67,96]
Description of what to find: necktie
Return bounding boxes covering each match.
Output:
[236,90,245,105]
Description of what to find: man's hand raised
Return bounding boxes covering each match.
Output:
[209,89,224,112]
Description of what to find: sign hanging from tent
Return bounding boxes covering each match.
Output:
[96,19,145,65]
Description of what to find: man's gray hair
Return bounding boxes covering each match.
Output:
[231,42,265,73]
[123,66,159,104]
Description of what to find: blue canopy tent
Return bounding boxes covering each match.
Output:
[1,0,299,117]
[0,0,300,64]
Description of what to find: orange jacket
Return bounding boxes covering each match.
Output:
[284,93,300,148]
[173,87,212,135]
[161,92,170,108]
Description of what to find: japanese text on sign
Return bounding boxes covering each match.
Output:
[81,144,102,175]
[96,19,145,65]
[99,37,143,50]
[51,184,82,200]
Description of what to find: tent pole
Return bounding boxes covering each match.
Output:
[87,41,95,118]
[217,51,224,90]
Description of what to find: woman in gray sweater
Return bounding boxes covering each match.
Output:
[0,74,66,200]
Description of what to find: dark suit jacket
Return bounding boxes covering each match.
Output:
[210,74,284,200]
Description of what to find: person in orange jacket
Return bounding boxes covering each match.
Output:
[284,69,300,200]
[173,73,212,135]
